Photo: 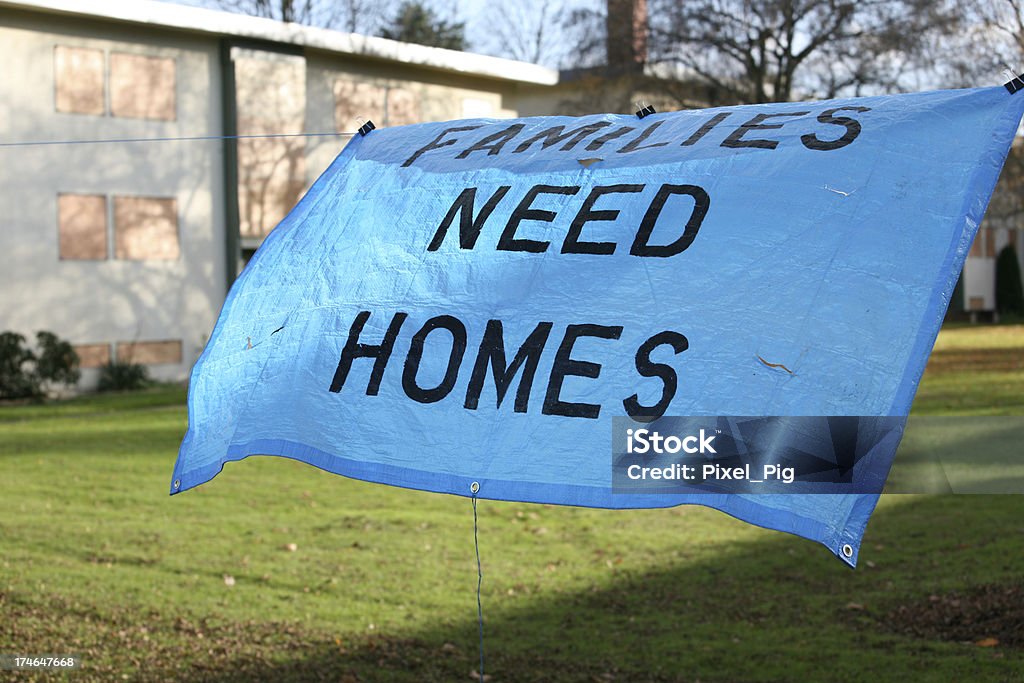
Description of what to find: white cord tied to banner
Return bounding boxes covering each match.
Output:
[470,481,486,682]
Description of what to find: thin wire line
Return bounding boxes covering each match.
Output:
[0,131,356,148]
[472,493,485,682]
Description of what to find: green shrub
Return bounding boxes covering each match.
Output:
[995,244,1024,316]
[0,330,80,400]
[0,332,39,399]
[97,360,150,393]
[34,331,81,387]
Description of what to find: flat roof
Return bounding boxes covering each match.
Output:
[0,0,560,86]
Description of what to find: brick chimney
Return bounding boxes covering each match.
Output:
[606,0,648,69]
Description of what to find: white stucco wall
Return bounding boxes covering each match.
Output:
[963,257,997,312]
[0,10,227,385]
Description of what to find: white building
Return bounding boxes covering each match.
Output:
[0,0,558,385]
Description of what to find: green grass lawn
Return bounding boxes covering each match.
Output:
[1,326,1023,682]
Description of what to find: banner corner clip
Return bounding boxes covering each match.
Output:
[634,101,656,119]
[1002,68,1024,94]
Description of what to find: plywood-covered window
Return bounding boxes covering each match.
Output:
[984,227,996,258]
[969,230,984,258]
[58,194,108,260]
[334,80,421,130]
[110,52,176,120]
[114,196,180,260]
[116,340,182,365]
[237,136,307,239]
[54,46,105,115]
[73,343,111,368]
[386,87,419,127]
[235,50,307,239]
[969,227,991,258]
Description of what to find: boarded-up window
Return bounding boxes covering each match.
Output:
[54,46,105,115]
[234,51,306,239]
[116,340,182,365]
[237,137,307,239]
[969,230,983,258]
[74,343,111,368]
[984,227,996,258]
[114,196,179,260]
[58,194,108,260]
[334,80,385,133]
[386,87,419,126]
[968,296,985,311]
[110,53,176,120]
[334,81,420,129]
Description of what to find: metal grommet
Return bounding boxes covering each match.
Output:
[841,543,854,559]
[470,481,480,494]
[173,479,181,491]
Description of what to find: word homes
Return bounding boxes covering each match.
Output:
[428,182,711,258]
[328,310,690,421]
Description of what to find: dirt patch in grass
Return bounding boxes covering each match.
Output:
[924,348,1024,376]
[884,583,1024,648]
[0,590,439,682]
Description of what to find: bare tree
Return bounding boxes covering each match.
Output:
[966,0,1024,78]
[209,0,393,33]
[337,0,396,34]
[645,0,962,106]
[559,2,610,70]
[952,1,1024,225]
[477,0,568,66]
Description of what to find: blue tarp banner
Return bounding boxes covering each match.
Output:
[172,86,1024,566]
